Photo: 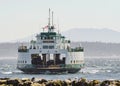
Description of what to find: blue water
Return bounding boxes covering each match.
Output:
[0,56,120,80]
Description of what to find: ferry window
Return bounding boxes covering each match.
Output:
[74,60,75,63]
[25,61,27,63]
[49,46,54,49]
[43,45,48,49]
[33,46,36,49]
[41,37,43,39]
[49,41,54,43]
[50,37,53,39]
[30,45,32,49]
[48,37,50,39]
[43,40,54,43]
[71,60,72,63]
[44,37,46,39]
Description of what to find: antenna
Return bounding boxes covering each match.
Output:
[52,11,53,26]
[48,8,51,30]
[48,8,55,32]
[57,17,60,34]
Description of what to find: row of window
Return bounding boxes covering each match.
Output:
[29,45,54,49]
[43,41,54,43]
[71,60,83,64]
[18,60,83,64]
[41,37,56,40]
[43,45,54,49]
[18,60,27,64]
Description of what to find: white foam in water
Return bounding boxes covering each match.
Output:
[80,67,100,74]
[1,71,12,74]
[12,70,23,74]
[105,70,111,73]
[90,69,99,74]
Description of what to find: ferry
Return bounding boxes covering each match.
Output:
[17,9,84,74]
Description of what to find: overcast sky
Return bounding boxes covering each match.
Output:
[0,0,120,42]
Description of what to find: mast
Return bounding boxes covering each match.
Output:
[48,8,54,32]
[48,8,51,32]
[52,11,53,26]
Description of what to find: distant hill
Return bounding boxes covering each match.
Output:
[62,28,120,43]
[0,42,120,58]
[16,28,120,43]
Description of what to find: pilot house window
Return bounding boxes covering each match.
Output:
[43,45,54,49]
[49,46,54,49]
[43,46,48,49]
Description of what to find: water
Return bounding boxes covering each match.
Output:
[0,56,120,80]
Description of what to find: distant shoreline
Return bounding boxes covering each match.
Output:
[0,42,120,57]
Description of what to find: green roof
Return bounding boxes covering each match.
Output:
[61,36,65,38]
[40,32,56,37]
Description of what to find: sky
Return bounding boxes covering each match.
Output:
[0,0,120,42]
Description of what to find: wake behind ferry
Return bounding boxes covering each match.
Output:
[17,9,84,74]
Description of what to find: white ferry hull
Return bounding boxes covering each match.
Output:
[17,51,84,74]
